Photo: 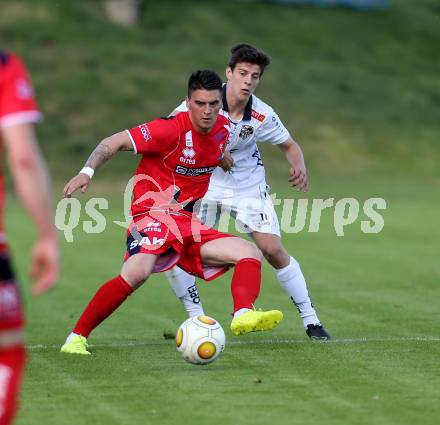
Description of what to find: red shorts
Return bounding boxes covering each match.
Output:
[0,247,24,332]
[124,211,235,281]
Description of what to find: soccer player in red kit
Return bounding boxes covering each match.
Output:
[61,70,283,355]
[0,51,59,424]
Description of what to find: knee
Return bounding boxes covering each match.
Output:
[259,242,286,267]
[121,260,151,289]
[121,270,147,290]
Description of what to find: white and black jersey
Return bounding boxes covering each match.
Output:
[176,85,291,193]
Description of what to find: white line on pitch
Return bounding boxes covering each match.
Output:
[26,336,440,351]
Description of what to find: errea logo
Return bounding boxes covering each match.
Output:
[143,222,162,232]
[182,147,195,159]
[139,124,151,141]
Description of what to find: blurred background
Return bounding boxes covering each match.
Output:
[2,0,439,183]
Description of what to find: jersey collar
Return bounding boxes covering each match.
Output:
[222,84,253,121]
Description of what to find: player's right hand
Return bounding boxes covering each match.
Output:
[63,173,90,197]
[289,167,309,192]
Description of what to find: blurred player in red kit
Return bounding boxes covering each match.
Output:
[60,70,283,355]
[0,51,59,424]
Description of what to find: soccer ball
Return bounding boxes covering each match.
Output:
[176,316,225,365]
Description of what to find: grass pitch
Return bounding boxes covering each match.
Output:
[1,1,438,423]
[7,173,439,425]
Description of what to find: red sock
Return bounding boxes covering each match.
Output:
[0,346,26,425]
[73,275,133,338]
[231,258,261,313]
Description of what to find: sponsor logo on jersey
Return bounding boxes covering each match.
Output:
[180,156,196,165]
[142,222,162,232]
[251,109,266,122]
[239,125,254,140]
[175,165,216,177]
[182,147,196,159]
[138,124,151,141]
[180,130,196,163]
[129,236,165,250]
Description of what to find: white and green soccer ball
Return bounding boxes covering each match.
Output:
[176,316,225,365]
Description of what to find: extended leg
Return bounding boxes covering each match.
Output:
[61,253,158,355]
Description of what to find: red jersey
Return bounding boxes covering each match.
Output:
[127,112,229,217]
[0,51,42,237]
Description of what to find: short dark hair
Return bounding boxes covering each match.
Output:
[228,43,271,75]
[187,70,223,97]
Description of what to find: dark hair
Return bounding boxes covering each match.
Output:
[228,43,271,75]
[187,70,223,97]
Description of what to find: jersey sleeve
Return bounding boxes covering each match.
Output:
[0,53,42,129]
[126,117,180,154]
[257,111,290,145]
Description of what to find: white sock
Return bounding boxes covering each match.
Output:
[65,332,80,344]
[275,257,320,327]
[233,308,251,318]
[165,266,205,318]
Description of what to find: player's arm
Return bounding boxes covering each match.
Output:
[63,130,133,198]
[277,137,309,192]
[2,123,59,295]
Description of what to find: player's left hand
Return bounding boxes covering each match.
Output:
[29,235,59,295]
[219,150,234,171]
[289,166,309,192]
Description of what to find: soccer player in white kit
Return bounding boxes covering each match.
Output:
[166,44,330,340]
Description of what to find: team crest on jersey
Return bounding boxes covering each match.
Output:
[239,125,254,140]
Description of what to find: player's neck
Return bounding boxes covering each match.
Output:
[188,115,211,135]
[225,89,248,122]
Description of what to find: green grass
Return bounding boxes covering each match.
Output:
[1,0,439,178]
[6,171,439,425]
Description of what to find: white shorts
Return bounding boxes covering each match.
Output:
[198,183,281,236]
